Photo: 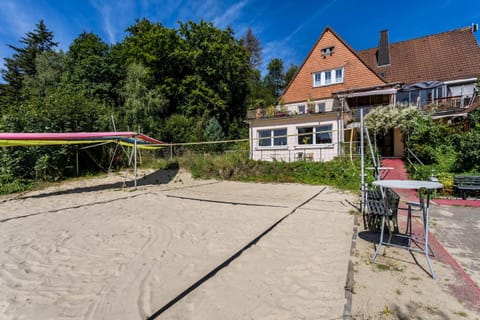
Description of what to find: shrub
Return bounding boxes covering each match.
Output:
[179,152,361,192]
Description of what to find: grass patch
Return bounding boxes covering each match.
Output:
[138,157,179,170]
[178,152,362,192]
[0,174,32,195]
[1,150,363,195]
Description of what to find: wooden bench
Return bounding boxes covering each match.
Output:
[453,176,480,199]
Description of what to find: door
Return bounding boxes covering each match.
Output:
[376,129,394,157]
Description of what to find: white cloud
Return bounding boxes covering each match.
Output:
[260,0,337,75]
[0,0,39,75]
[283,0,336,43]
[213,0,248,29]
[261,40,297,76]
[0,0,37,39]
[89,0,137,44]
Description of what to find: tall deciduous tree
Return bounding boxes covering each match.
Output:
[67,32,114,101]
[121,63,168,136]
[178,20,250,132]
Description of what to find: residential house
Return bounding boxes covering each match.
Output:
[247,24,480,161]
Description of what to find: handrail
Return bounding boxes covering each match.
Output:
[406,147,424,166]
[405,146,423,176]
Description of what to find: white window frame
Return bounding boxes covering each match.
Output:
[313,73,322,87]
[335,68,343,83]
[316,102,326,113]
[312,67,344,87]
[298,104,306,114]
[258,128,288,147]
[297,124,333,145]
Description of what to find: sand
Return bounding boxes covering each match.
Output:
[0,170,355,319]
[0,169,478,319]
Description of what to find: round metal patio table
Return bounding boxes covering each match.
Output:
[371,180,443,278]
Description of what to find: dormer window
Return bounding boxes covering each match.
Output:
[321,46,335,57]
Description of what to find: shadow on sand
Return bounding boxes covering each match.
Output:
[16,168,180,200]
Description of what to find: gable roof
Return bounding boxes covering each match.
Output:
[357,27,480,84]
[281,27,386,103]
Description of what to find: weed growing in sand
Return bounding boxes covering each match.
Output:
[395,288,402,295]
[373,260,405,272]
[398,275,408,286]
[453,311,468,317]
[413,301,439,315]
[375,263,390,271]
[379,305,393,317]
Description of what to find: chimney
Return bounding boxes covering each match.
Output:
[377,29,391,66]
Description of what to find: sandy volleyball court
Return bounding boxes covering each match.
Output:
[1,169,479,319]
[0,170,356,319]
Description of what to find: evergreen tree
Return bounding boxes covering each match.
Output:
[285,64,298,88]
[204,117,225,142]
[264,58,285,99]
[1,20,58,102]
[5,20,58,77]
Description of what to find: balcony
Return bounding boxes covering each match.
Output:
[423,95,479,115]
[246,106,342,120]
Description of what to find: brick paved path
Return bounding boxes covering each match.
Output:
[429,205,480,287]
[378,158,480,312]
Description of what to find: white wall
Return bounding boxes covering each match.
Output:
[250,116,339,162]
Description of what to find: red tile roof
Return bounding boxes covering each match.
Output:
[357,27,480,85]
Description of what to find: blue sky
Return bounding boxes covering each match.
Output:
[0,0,479,77]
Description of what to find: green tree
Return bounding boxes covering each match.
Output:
[1,20,58,102]
[22,51,67,99]
[117,18,186,86]
[163,114,195,143]
[264,58,285,99]
[67,32,114,101]
[178,20,250,134]
[203,117,225,152]
[241,28,262,69]
[120,63,168,136]
[204,117,224,141]
[285,63,298,87]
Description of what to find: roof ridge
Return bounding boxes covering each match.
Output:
[358,26,474,52]
[281,26,386,99]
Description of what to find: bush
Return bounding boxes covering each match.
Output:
[179,152,362,192]
[0,174,31,195]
